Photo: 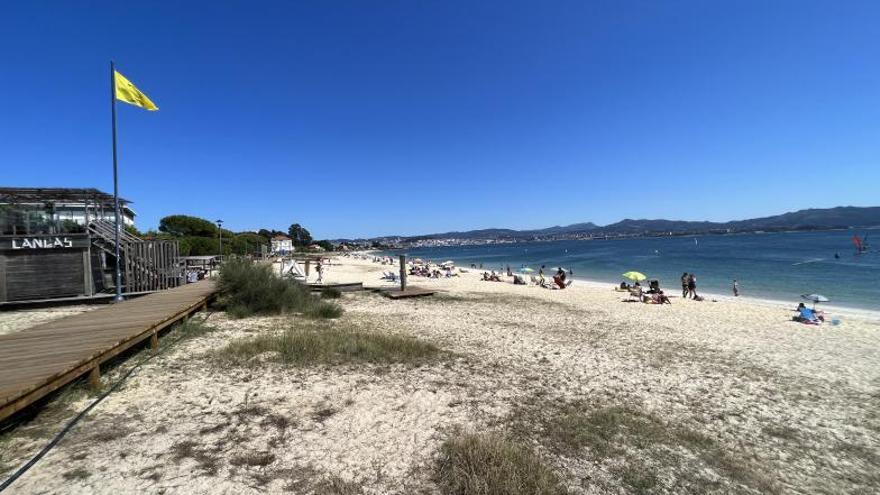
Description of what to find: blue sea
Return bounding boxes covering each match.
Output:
[382,230,880,310]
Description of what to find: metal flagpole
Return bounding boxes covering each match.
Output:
[111,61,123,302]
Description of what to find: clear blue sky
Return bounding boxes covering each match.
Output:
[2,1,878,239]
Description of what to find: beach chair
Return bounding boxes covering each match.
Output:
[627,287,643,302]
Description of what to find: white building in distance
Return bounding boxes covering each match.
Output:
[271,234,294,254]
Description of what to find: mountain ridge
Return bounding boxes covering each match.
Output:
[336,206,880,242]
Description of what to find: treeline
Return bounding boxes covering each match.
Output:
[135,215,335,256]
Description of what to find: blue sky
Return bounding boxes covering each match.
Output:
[2,1,878,239]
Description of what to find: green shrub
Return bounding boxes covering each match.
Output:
[436,433,566,495]
[217,258,341,319]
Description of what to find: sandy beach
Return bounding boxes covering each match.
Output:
[1,255,878,494]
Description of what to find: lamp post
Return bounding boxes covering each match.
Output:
[216,219,224,265]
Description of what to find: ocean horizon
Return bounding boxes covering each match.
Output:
[381,229,880,311]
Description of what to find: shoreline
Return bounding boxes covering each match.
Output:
[363,251,880,321]
[566,275,880,321]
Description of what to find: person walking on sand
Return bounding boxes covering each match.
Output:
[681,272,689,298]
[733,279,740,297]
[316,260,324,284]
[687,273,697,299]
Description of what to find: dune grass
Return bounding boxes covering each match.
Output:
[537,403,779,494]
[436,433,566,495]
[212,321,441,367]
[217,257,341,319]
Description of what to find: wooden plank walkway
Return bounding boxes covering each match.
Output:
[0,280,217,423]
[381,287,436,299]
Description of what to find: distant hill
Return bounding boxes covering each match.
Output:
[339,206,880,243]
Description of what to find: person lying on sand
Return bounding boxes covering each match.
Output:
[643,292,671,304]
[794,303,825,324]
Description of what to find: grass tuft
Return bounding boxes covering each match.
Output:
[537,403,779,494]
[212,322,441,367]
[436,432,566,495]
[217,257,341,319]
[320,287,342,299]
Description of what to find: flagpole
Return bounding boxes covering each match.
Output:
[110,61,123,302]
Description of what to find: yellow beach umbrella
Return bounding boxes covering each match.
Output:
[621,271,647,282]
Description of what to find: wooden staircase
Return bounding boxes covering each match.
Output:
[87,220,182,293]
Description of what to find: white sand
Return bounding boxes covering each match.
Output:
[0,305,96,337]
[2,255,878,493]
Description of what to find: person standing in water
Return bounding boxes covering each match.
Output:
[732,279,740,297]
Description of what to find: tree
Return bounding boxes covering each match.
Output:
[159,215,217,237]
[288,223,313,247]
[231,233,268,255]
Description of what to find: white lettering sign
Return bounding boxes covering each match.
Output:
[11,237,74,249]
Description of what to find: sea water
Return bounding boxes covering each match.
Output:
[382,230,880,310]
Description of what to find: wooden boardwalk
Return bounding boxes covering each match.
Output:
[0,280,217,423]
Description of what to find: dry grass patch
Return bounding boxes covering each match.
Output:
[230,451,276,467]
[170,440,221,475]
[212,320,442,367]
[537,403,779,494]
[61,466,91,481]
[436,432,567,495]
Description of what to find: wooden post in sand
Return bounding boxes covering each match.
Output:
[88,365,102,390]
[305,260,311,280]
[399,255,407,292]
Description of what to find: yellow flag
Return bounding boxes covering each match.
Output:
[114,70,158,111]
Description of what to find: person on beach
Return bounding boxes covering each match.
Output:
[506,265,512,276]
[687,273,697,299]
[553,268,567,289]
[538,266,545,286]
[795,303,825,323]
[316,260,324,284]
[733,279,740,297]
[681,272,689,298]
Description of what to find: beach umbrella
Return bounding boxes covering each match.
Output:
[412,258,424,265]
[440,260,455,267]
[519,267,535,273]
[622,271,647,282]
[801,293,829,309]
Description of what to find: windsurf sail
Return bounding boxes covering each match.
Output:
[853,234,866,253]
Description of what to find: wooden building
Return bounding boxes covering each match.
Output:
[0,188,182,304]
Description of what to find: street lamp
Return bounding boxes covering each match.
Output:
[216,219,224,264]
